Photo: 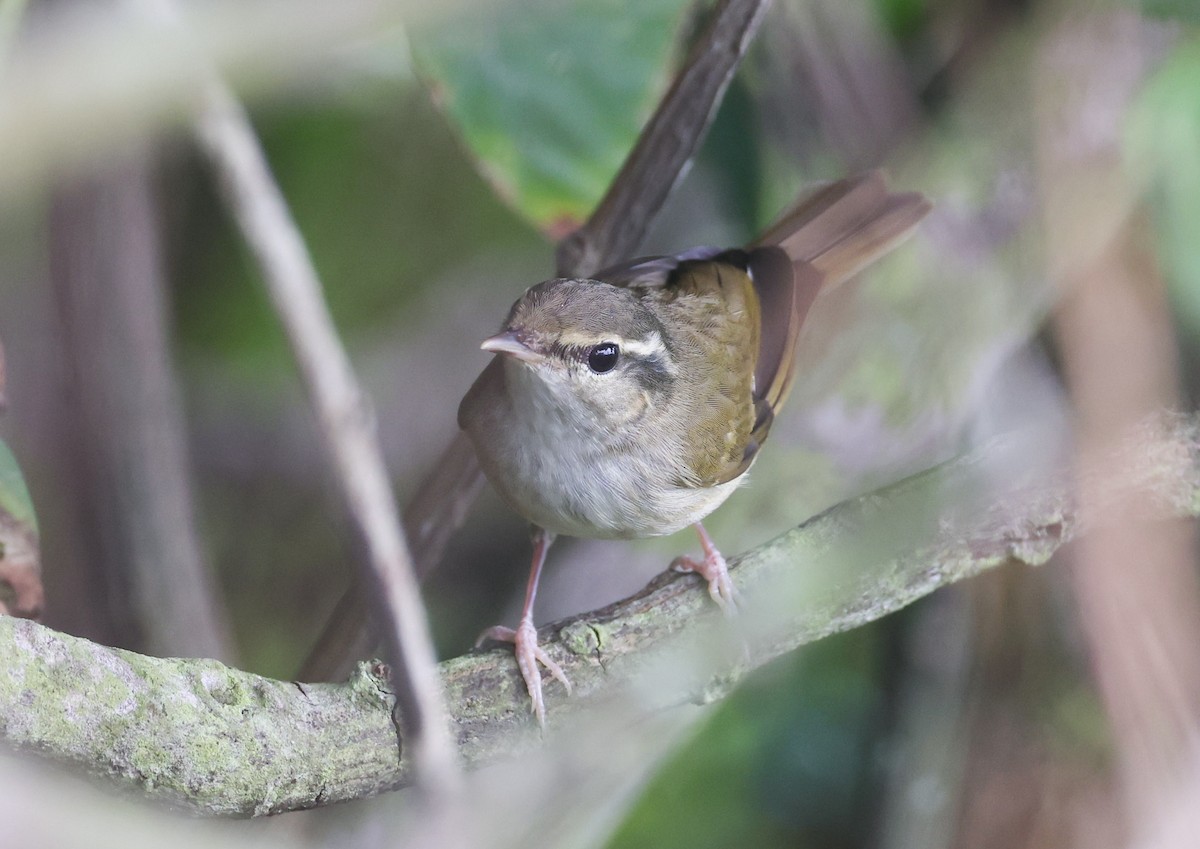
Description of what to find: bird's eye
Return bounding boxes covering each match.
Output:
[586,342,620,374]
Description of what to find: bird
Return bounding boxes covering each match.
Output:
[458,171,931,724]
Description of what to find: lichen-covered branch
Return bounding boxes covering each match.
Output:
[0,619,399,816]
[1,413,1197,816]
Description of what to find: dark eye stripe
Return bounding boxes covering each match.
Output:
[631,351,675,395]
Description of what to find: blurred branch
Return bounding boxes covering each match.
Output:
[127,0,458,795]
[776,0,919,168]
[6,411,1199,815]
[302,0,772,680]
[0,757,296,849]
[555,0,772,278]
[49,157,234,661]
[0,0,443,196]
[874,589,973,849]
[1039,10,1200,832]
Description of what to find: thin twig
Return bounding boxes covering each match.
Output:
[193,79,458,795]
[134,0,459,796]
[555,0,773,277]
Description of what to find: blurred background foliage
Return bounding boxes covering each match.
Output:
[0,0,1199,846]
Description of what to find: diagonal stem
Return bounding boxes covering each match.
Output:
[555,0,773,278]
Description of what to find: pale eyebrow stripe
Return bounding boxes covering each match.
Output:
[619,331,667,359]
[620,331,678,376]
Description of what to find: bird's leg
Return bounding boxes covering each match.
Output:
[475,525,570,726]
[671,522,738,614]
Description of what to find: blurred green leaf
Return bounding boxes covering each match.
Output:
[1139,0,1200,22]
[0,437,40,619]
[695,75,763,239]
[1126,38,1200,340]
[872,0,927,40]
[609,629,885,849]
[0,438,36,534]
[413,0,694,235]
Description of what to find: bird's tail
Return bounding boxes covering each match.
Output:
[747,171,931,421]
[755,169,931,285]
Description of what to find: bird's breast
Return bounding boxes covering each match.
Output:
[460,359,744,539]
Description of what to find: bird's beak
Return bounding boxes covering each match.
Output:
[481,331,546,364]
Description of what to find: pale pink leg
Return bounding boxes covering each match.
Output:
[671,522,738,614]
[475,526,570,726]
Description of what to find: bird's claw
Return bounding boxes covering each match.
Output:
[671,549,739,615]
[477,619,571,726]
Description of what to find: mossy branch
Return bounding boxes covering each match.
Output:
[2,413,1197,817]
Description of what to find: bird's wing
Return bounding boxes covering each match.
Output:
[592,246,726,290]
[651,251,764,487]
[595,172,931,488]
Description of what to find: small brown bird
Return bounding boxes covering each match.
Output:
[459,172,931,723]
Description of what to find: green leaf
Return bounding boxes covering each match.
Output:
[413,0,694,235]
[0,438,35,534]
[1139,0,1200,23]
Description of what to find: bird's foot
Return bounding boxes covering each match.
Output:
[671,547,738,615]
[476,618,571,726]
